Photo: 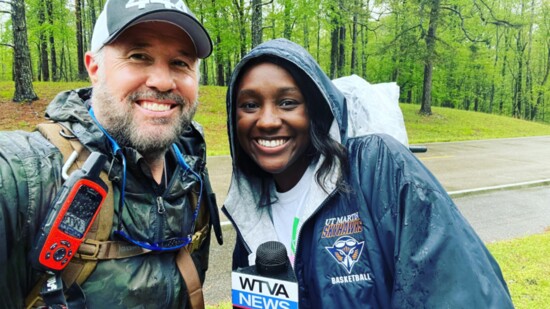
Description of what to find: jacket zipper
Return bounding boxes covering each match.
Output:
[157,196,166,214]
[156,196,165,247]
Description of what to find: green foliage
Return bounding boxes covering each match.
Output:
[1,0,549,121]
[25,0,79,81]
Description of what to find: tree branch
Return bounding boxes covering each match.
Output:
[442,6,488,43]
[474,0,522,28]
[0,42,14,48]
[376,24,423,56]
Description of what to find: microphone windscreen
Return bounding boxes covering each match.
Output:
[255,241,289,277]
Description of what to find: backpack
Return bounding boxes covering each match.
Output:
[25,122,219,309]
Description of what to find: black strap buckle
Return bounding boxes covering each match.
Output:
[40,274,68,309]
[39,273,87,309]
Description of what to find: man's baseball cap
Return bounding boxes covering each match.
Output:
[91,0,212,59]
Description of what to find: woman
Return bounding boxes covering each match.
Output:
[222,39,513,308]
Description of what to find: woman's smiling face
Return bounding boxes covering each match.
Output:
[235,62,311,192]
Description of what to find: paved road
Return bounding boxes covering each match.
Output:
[203,136,550,305]
[454,186,550,242]
[414,136,550,193]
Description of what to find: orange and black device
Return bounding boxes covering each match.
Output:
[31,152,108,272]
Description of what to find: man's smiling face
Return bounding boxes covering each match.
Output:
[87,21,199,156]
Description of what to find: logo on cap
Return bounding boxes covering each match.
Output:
[124,0,189,13]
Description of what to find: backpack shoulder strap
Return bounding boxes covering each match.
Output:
[26,122,115,308]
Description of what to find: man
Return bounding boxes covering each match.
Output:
[0,0,221,308]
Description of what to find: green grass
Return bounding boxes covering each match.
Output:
[206,302,231,309]
[194,86,228,156]
[401,104,550,144]
[487,231,550,308]
[2,82,550,307]
[0,81,92,98]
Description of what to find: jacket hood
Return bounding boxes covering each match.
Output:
[45,87,111,153]
[223,39,347,258]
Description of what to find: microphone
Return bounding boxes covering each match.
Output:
[231,241,299,309]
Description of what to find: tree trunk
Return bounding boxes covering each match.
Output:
[251,0,262,48]
[215,34,223,86]
[60,43,68,81]
[283,0,292,40]
[211,0,224,86]
[89,0,98,29]
[11,0,38,102]
[316,8,321,62]
[420,0,441,115]
[232,0,247,58]
[330,27,338,79]
[75,0,86,79]
[328,0,341,79]
[350,0,360,74]
[514,32,525,118]
[361,24,367,78]
[46,0,58,81]
[38,0,49,81]
[361,0,371,78]
[525,0,535,119]
[535,37,550,120]
[330,0,346,78]
[499,32,510,114]
[302,13,309,49]
[338,25,346,77]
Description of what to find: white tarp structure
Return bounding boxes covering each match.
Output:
[333,74,409,147]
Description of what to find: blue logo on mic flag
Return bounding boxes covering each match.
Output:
[232,272,298,309]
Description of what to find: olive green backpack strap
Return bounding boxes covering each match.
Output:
[177,247,205,309]
[177,181,211,309]
[26,122,116,308]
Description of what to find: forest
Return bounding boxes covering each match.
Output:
[1,0,549,122]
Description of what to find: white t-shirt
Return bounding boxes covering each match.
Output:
[271,164,315,265]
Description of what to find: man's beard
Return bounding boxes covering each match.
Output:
[91,81,198,159]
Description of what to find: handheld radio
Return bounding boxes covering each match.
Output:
[31,152,108,272]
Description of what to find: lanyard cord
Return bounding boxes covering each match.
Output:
[88,107,127,232]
